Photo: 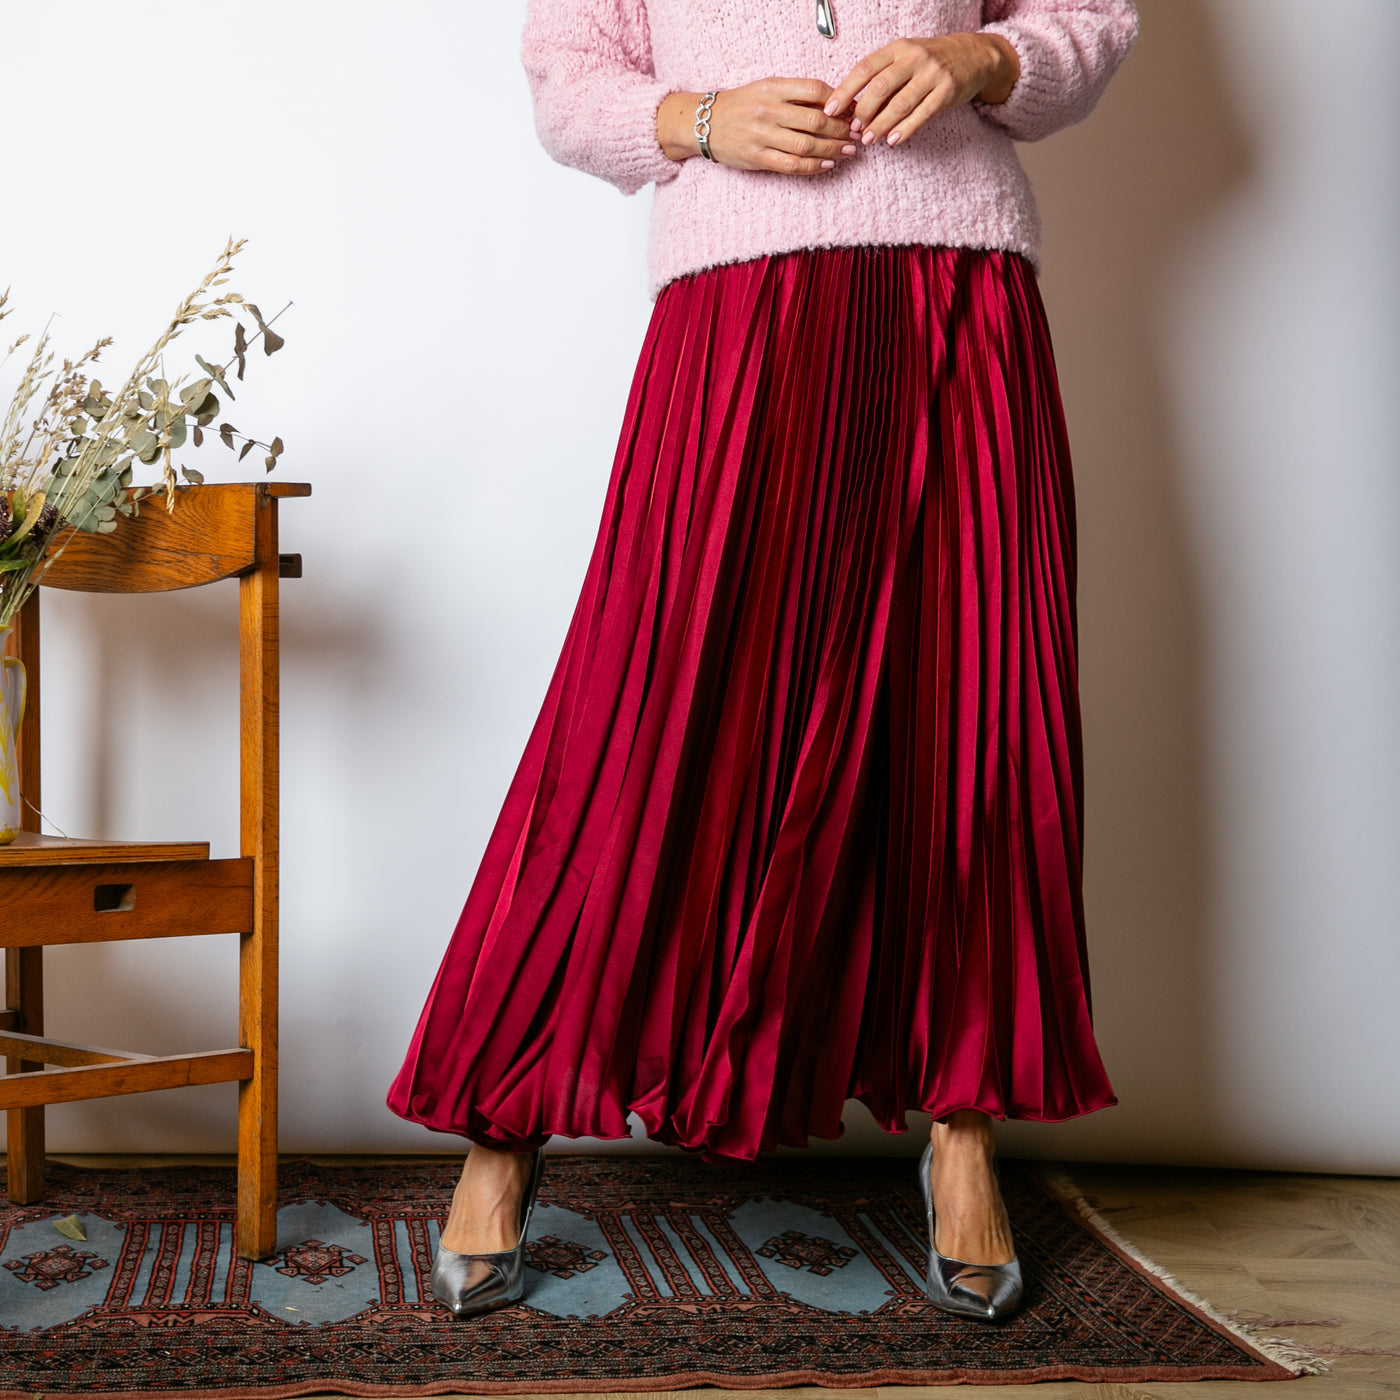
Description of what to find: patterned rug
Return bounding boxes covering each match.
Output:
[0,1156,1314,1395]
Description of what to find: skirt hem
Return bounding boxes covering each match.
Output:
[392,1090,1121,1164]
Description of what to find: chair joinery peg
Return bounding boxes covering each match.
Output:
[0,481,307,1261]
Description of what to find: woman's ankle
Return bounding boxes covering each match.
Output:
[930,1110,996,1154]
[440,1147,535,1254]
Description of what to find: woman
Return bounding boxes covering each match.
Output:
[389,0,1138,1323]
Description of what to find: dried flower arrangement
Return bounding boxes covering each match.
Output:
[0,237,287,629]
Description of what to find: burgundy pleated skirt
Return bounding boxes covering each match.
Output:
[388,244,1117,1162]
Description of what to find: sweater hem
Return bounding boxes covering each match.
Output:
[648,230,1042,300]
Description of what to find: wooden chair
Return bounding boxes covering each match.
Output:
[0,481,307,1259]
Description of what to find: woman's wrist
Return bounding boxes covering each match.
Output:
[976,34,1020,105]
[657,91,705,162]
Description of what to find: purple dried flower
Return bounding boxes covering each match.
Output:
[29,503,61,548]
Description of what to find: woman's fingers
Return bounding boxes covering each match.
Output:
[823,45,901,119]
[759,84,854,173]
[861,68,959,144]
[706,76,855,176]
[768,128,858,165]
[759,150,838,175]
[851,57,937,137]
[853,74,918,142]
[763,76,838,111]
[875,82,952,146]
[825,35,1005,146]
[780,101,857,144]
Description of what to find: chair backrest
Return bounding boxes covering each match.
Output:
[41,481,309,594]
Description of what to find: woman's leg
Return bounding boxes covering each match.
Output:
[925,1111,1016,1265]
[440,1145,539,1253]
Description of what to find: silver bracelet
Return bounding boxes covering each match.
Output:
[694,91,717,162]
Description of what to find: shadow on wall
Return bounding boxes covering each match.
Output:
[993,0,1254,1164]
[43,581,395,841]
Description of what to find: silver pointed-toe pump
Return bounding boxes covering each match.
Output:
[431,1149,547,1318]
[918,1141,1023,1320]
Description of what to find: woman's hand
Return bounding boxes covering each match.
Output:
[822,34,1019,148]
[657,80,857,174]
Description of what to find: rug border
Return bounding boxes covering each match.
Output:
[0,1359,1327,1400]
[0,1157,1324,1398]
[1037,1166,1326,1380]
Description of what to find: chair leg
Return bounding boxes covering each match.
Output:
[236,926,277,1259]
[5,946,46,1204]
[236,545,280,1260]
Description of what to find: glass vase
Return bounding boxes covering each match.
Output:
[0,626,26,844]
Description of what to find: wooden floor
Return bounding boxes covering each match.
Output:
[34,1155,1400,1398]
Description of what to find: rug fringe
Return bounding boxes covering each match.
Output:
[1039,1168,1330,1378]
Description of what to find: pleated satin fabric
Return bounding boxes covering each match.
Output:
[388,245,1117,1162]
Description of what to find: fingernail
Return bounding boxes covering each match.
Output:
[850,118,863,133]
[888,130,902,146]
[862,130,875,145]
[823,99,839,116]
[842,144,857,156]
[820,159,835,169]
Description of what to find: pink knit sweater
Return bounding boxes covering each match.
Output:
[521,0,1137,297]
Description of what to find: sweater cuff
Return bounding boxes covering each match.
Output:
[972,21,1067,143]
[596,76,682,194]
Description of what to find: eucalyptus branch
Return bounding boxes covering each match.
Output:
[0,238,289,628]
[222,300,291,378]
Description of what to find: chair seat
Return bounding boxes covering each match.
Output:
[0,844,250,948]
[0,833,210,865]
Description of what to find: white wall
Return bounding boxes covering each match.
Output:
[2,0,1396,1173]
